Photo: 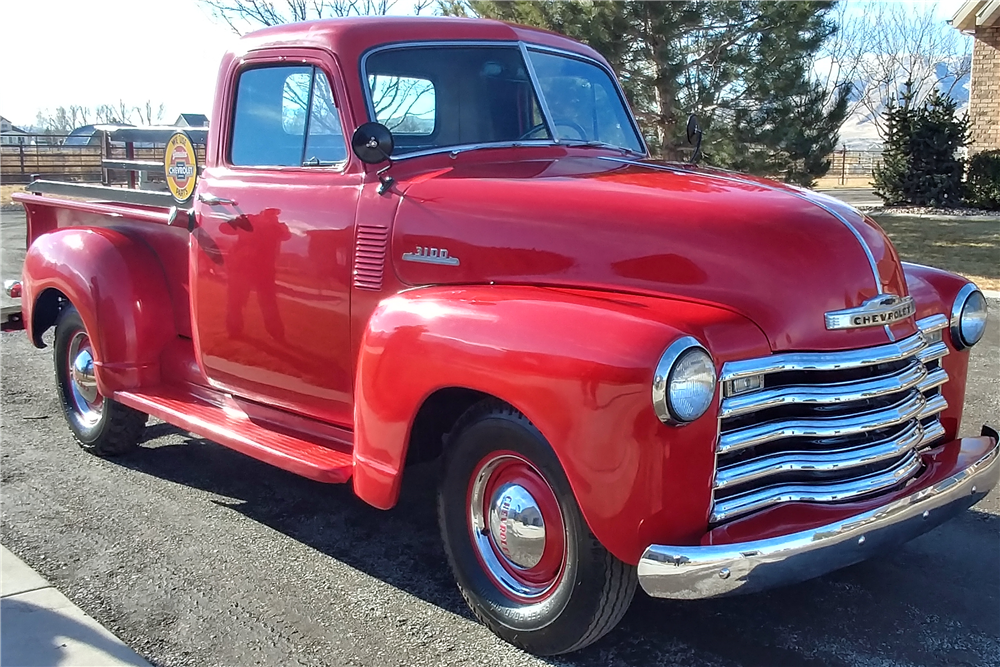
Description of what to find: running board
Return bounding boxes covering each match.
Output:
[115,384,354,483]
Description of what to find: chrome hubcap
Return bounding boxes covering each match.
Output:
[488,483,546,569]
[469,453,566,600]
[67,331,103,426]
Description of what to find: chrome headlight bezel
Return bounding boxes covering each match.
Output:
[950,283,988,350]
[652,336,717,424]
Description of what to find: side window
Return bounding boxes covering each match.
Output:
[368,75,436,135]
[231,64,346,167]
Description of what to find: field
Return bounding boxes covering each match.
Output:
[871,214,1000,291]
[1,184,25,206]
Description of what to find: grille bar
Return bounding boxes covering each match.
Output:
[919,394,948,419]
[720,332,926,382]
[710,450,923,524]
[720,361,927,419]
[711,314,951,525]
[715,421,924,492]
[718,392,926,456]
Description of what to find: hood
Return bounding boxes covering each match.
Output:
[390,154,915,352]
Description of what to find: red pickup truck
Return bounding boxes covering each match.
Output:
[9,17,997,655]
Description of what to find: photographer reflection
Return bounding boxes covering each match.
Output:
[222,207,291,343]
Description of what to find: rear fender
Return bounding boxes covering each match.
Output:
[352,285,770,564]
[23,227,176,394]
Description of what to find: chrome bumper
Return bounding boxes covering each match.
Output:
[638,427,999,599]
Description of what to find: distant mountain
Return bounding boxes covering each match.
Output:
[836,63,970,151]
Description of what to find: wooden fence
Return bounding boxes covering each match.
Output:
[813,149,884,188]
[1,137,206,184]
[3,136,879,188]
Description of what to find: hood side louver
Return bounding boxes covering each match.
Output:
[354,224,389,291]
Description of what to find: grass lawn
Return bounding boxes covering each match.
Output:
[871,214,1000,291]
[1,184,26,206]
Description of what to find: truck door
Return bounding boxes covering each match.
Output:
[191,51,362,427]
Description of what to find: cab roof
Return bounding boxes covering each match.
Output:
[233,16,607,66]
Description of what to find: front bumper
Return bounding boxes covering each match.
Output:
[638,427,999,599]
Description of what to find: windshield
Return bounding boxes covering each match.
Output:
[363,44,644,157]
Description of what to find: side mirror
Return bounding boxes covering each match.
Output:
[686,114,701,145]
[351,122,394,164]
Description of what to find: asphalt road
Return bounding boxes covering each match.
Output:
[2,208,999,667]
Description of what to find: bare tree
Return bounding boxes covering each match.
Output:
[135,101,166,126]
[828,0,972,138]
[34,100,168,135]
[200,0,432,35]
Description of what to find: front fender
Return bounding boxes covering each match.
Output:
[352,285,770,564]
[903,262,978,441]
[23,227,176,393]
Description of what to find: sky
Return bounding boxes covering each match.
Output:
[0,0,968,130]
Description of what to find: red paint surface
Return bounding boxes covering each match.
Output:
[11,18,988,566]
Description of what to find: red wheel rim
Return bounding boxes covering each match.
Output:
[467,451,567,602]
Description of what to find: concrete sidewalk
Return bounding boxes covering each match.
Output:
[1,546,150,667]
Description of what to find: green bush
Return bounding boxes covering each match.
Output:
[873,82,968,208]
[965,150,1000,211]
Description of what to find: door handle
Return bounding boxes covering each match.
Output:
[198,193,237,206]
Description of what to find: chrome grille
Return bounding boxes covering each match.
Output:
[712,314,949,524]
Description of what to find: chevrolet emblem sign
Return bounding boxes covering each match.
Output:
[825,294,916,330]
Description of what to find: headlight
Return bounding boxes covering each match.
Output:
[652,337,717,424]
[950,284,988,350]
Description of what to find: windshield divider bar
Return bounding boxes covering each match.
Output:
[519,42,559,143]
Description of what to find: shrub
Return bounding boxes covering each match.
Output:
[965,150,1000,211]
[873,82,968,208]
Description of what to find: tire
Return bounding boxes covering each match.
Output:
[53,305,147,456]
[438,400,636,655]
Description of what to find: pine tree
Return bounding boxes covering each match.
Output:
[439,0,850,186]
[873,82,968,207]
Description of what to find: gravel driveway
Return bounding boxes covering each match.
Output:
[2,208,998,667]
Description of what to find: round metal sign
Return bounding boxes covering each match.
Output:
[164,131,198,203]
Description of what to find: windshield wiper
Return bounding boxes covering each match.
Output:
[557,140,644,157]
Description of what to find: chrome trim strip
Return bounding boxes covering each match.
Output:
[918,394,948,420]
[917,341,949,364]
[717,392,926,456]
[714,421,924,492]
[523,44,648,154]
[917,313,949,333]
[950,282,984,350]
[518,41,558,141]
[638,437,1000,599]
[596,157,885,297]
[720,361,927,419]
[916,367,949,394]
[919,420,946,448]
[720,332,927,383]
[710,449,923,524]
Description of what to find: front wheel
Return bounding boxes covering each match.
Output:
[54,305,147,455]
[438,401,636,655]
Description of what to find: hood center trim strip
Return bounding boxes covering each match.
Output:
[600,157,894,340]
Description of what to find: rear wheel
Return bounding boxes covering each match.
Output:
[438,400,636,655]
[54,306,147,455]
